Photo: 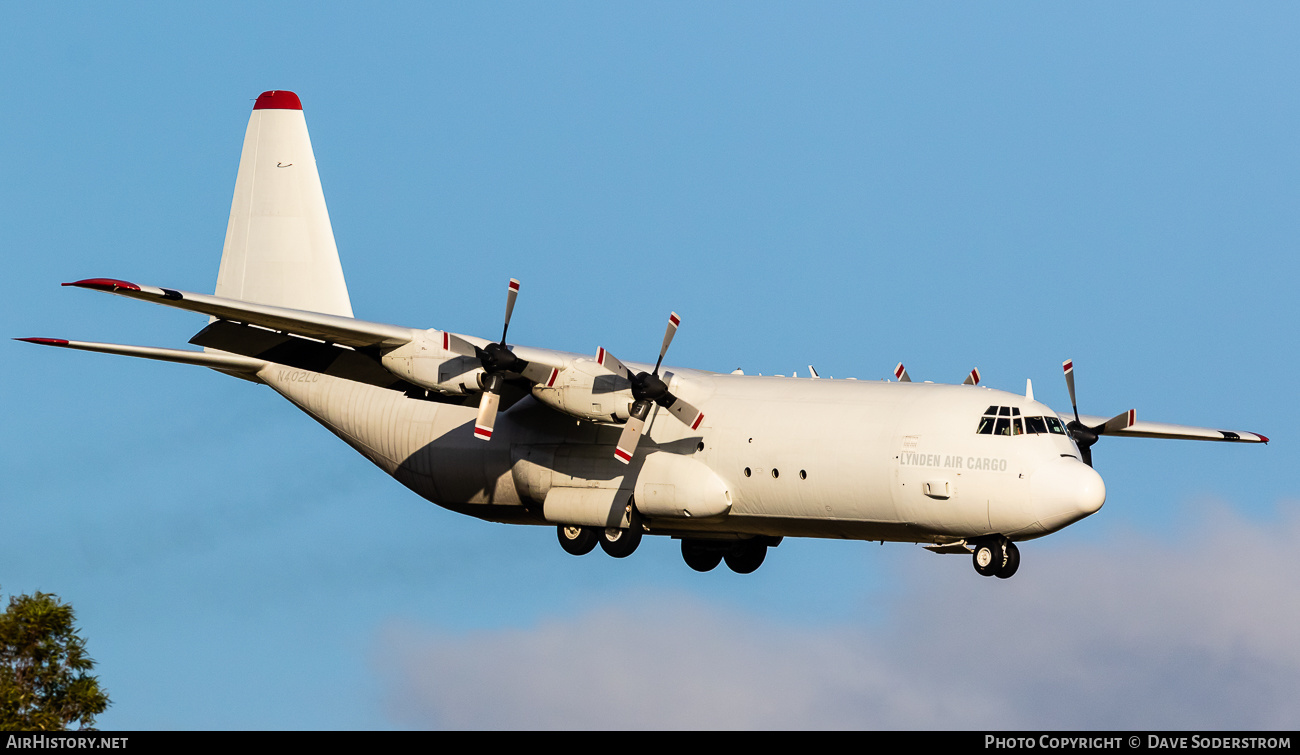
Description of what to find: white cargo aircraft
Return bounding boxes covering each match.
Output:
[19,91,1268,578]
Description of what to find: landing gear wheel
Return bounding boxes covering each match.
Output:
[973,541,1001,577]
[995,540,1020,579]
[724,540,767,574]
[557,525,598,556]
[599,525,643,558]
[681,540,723,572]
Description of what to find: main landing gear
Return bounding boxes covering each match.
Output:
[555,525,774,574]
[557,525,599,556]
[972,537,1020,579]
[555,524,644,558]
[681,538,768,574]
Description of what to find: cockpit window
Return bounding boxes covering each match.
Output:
[978,408,1068,436]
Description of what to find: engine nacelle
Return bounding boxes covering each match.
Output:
[531,357,632,423]
[381,330,484,396]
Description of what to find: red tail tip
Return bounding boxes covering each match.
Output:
[253,90,303,111]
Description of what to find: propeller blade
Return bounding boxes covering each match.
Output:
[894,363,911,383]
[442,331,480,358]
[1096,409,1136,435]
[521,361,561,387]
[501,278,520,343]
[655,312,680,373]
[963,368,981,386]
[596,347,632,380]
[1063,359,1080,423]
[614,400,652,463]
[474,388,501,441]
[663,395,704,430]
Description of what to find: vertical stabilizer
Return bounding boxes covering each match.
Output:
[215,90,353,317]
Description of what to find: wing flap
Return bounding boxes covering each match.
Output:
[63,278,415,349]
[189,320,414,390]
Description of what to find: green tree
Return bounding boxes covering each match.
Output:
[0,587,110,730]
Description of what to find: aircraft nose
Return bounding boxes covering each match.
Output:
[1031,459,1106,533]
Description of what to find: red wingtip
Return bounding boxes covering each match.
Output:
[62,278,141,292]
[1257,433,1269,444]
[15,337,69,346]
[253,90,303,111]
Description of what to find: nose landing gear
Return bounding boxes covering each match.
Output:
[973,538,1020,579]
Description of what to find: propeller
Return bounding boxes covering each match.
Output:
[893,363,912,383]
[596,312,705,464]
[1062,359,1136,466]
[442,278,552,441]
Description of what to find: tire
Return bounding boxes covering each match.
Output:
[681,540,723,572]
[724,540,767,574]
[557,525,598,556]
[599,525,642,558]
[995,540,1020,579]
[973,541,1001,577]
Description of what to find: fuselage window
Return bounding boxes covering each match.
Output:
[1045,417,1067,434]
[1024,416,1048,434]
[977,416,997,434]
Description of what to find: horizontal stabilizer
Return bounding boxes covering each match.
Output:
[63,278,415,349]
[15,337,265,373]
[1064,410,1267,443]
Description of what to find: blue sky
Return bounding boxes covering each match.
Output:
[3,3,1297,729]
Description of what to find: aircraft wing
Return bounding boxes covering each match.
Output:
[1065,411,1267,444]
[14,337,265,372]
[62,278,417,349]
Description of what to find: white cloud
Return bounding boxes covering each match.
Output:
[371,505,1300,729]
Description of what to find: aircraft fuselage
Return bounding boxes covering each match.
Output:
[262,362,1103,547]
